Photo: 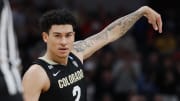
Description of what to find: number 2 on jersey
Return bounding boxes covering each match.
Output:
[72,85,81,101]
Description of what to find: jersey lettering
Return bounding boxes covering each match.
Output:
[58,69,84,88]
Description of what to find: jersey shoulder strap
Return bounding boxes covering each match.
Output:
[69,52,83,67]
[32,59,53,79]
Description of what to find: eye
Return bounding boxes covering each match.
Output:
[66,32,74,37]
[66,34,72,37]
[54,34,60,37]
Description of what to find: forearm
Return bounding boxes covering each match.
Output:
[73,7,144,59]
[72,6,162,60]
[101,6,144,43]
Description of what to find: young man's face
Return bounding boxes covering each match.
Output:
[43,24,75,58]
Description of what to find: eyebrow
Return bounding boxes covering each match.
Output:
[52,32,74,34]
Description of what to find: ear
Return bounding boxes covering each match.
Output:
[42,32,48,43]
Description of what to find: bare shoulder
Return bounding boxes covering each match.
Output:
[22,64,50,93]
[23,64,47,82]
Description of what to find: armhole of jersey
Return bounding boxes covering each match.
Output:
[33,59,52,84]
[69,52,83,67]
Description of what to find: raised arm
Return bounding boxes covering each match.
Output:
[72,6,162,60]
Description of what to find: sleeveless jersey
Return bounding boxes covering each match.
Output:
[33,53,87,101]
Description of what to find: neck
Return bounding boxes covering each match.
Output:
[43,53,68,65]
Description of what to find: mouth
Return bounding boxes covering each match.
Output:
[58,48,69,53]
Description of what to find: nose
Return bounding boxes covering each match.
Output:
[60,37,67,46]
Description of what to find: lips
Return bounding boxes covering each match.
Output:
[58,48,68,50]
[58,48,69,53]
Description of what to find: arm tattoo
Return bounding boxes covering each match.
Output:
[73,10,143,53]
[106,10,143,34]
[73,31,108,52]
[73,41,91,52]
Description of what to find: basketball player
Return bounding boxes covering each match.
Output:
[22,6,162,101]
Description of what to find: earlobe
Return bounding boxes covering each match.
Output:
[42,32,48,43]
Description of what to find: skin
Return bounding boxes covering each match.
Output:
[42,25,75,65]
[22,6,162,101]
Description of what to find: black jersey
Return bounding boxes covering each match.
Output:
[33,53,87,101]
[0,69,23,101]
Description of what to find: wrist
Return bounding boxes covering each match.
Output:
[138,6,149,17]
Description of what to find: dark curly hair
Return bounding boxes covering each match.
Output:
[39,9,77,34]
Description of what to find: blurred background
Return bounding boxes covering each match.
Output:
[0,0,179,101]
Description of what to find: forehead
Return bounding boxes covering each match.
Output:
[49,24,73,33]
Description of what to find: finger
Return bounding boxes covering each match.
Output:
[156,14,162,33]
[147,14,158,31]
[152,19,158,31]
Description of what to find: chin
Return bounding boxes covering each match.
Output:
[58,52,70,58]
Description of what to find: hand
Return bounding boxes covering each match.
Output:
[139,6,163,33]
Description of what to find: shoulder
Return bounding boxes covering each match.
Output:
[23,64,46,79]
[71,50,83,64]
[22,64,50,92]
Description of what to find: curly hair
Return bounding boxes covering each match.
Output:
[39,9,77,33]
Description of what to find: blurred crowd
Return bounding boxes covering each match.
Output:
[1,0,179,101]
